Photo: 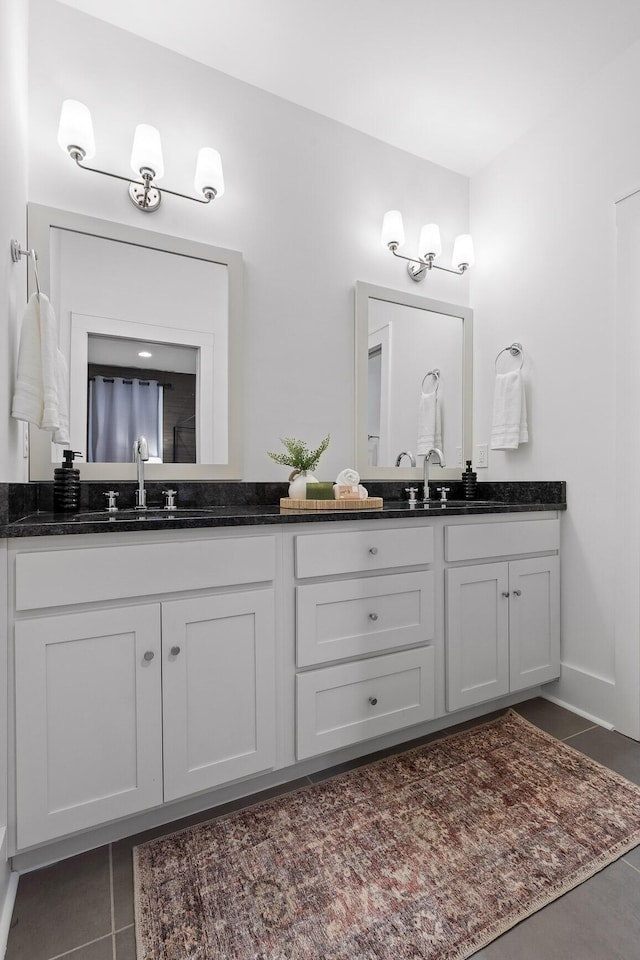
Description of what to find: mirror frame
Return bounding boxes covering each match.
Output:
[355,281,473,481]
[27,203,244,481]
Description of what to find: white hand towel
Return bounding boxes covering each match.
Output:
[417,391,442,455]
[11,293,70,443]
[490,370,528,450]
[336,468,360,485]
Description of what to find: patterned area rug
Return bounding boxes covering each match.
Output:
[134,710,640,959]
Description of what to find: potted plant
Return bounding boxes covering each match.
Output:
[267,435,330,498]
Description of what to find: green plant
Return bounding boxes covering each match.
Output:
[267,434,330,473]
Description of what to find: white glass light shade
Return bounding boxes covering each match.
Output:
[57,100,96,159]
[194,148,225,198]
[452,234,475,269]
[130,124,164,180]
[418,223,442,259]
[381,210,405,249]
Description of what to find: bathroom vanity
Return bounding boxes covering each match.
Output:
[2,496,563,867]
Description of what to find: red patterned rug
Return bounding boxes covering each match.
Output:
[134,710,640,959]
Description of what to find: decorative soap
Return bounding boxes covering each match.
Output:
[305,482,335,500]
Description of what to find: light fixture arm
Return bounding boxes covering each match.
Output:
[71,153,216,208]
[388,243,469,282]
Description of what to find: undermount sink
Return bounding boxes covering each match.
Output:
[390,499,500,509]
[69,507,228,521]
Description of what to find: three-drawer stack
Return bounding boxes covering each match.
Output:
[294,525,436,759]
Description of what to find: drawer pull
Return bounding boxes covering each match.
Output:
[369,547,379,555]
[369,612,379,621]
[369,696,378,706]
[170,646,181,656]
[143,650,155,662]
[501,591,510,598]
[512,589,522,597]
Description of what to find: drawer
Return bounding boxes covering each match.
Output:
[15,536,276,611]
[296,571,434,666]
[295,526,434,579]
[296,646,435,759]
[445,519,559,562]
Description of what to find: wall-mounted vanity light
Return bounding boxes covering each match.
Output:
[381,210,474,282]
[57,100,225,213]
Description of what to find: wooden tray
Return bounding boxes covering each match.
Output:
[280,497,384,511]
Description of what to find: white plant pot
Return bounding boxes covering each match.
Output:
[288,471,318,499]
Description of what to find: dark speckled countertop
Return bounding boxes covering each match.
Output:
[0,481,566,537]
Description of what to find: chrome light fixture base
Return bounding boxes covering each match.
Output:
[128,180,162,212]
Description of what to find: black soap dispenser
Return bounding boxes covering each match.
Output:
[53,450,83,513]
[462,459,477,501]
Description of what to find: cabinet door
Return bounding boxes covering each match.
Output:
[15,605,162,849]
[509,556,560,691]
[446,563,510,711]
[162,590,276,802]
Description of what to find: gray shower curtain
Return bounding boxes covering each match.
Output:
[88,376,163,462]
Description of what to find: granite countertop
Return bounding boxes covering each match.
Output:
[1,480,566,537]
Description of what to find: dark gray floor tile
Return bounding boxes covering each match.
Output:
[6,847,111,960]
[622,843,640,872]
[473,859,640,959]
[61,937,114,960]
[568,725,640,785]
[514,696,595,739]
[115,925,136,960]
[112,841,135,931]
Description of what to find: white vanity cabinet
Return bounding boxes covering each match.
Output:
[11,533,277,850]
[15,605,163,848]
[293,525,437,759]
[444,519,560,712]
[7,509,563,861]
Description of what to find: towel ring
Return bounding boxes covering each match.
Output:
[421,368,440,395]
[495,342,523,372]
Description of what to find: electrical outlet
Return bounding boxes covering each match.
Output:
[476,443,489,468]
[22,425,29,459]
[455,446,462,467]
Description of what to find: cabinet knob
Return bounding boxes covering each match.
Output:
[512,589,522,597]
[369,612,379,621]
[170,645,181,656]
[143,650,155,662]
[369,696,378,706]
[501,591,510,598]
[369,546,378,555]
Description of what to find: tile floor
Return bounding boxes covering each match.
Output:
[6,697,640,959]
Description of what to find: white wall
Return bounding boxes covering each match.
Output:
[0,0,29,483]
[0,0,27,939]
[470,39,640,729]
[27,0,470,483]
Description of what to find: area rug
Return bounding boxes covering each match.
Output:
[133,710,640,959]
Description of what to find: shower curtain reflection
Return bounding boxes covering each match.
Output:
[88,376,163,463]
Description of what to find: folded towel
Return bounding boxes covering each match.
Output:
[417,390,442,455]
[336,468,360,486]
[11,293,70,444]
[490,370,528,450]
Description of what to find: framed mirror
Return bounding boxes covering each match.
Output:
[355,282,473,481]
[27,203,243,481]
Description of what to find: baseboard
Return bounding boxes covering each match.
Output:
[0,829,18,959]
[543,663,616,731]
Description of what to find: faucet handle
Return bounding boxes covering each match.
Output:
[404,487,419,503]
[163,489,178,510]
[104,490,119,512]
[437,486,450,503]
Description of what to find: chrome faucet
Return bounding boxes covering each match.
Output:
[132,436,149,510]
[422,447,445,501]
[395,451,416,467]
